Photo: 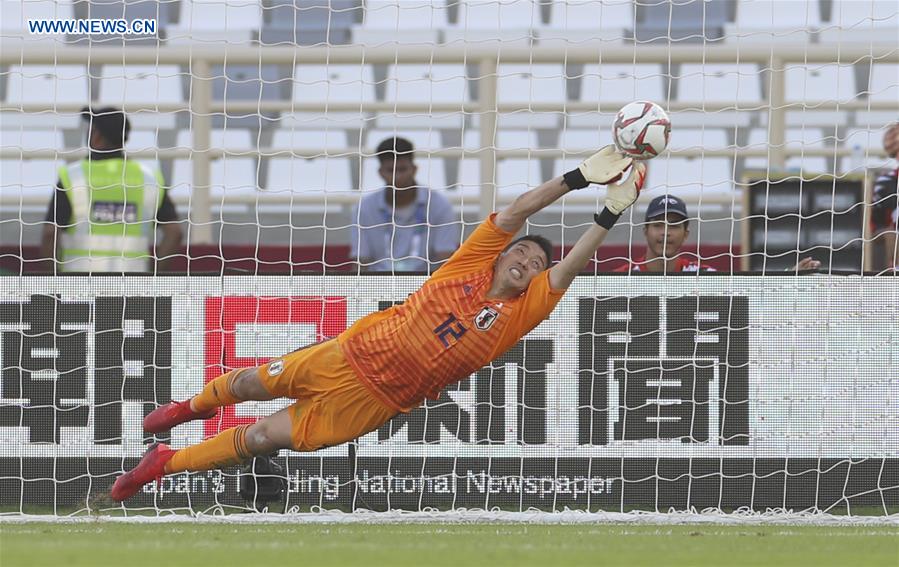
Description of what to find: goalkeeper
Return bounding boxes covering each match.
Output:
[111,147,645,501]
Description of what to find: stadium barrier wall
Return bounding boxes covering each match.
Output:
[0,275,895,514]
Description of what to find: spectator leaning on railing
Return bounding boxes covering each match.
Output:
[40,107,182,273]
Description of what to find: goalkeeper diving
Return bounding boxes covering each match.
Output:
[111,147,646,501]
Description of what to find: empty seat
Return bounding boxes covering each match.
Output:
[272,128,348,153]
[677,64,763,104]
[725,0,820,43]
[69,0,167,45]
[444,0,538,44]
[821,0,899,41]
[554,128,615,172]
[667,128,730,152]
[278,111,372,131]
[4,65,89,128]
[579,64,664,106]
[785,64,859,103]
[98,65,182,129]
[0,129,65,152]
[384,64,470,105]
[267,157,354,194]
[647,156,733,198]
[547,0,633,29]
[744,128,832,174]
[293,64,376,105]
[261,0,360,46]
[867,64,899,102]
[0,159,59,205]
[0,0,73,36]
[496,158,543,196]
[171,129,258,201]
[352,0,446,45]
[496,64,566,104]
[168,0,261,43]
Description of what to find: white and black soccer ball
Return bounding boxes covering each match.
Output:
[613,101,671,160]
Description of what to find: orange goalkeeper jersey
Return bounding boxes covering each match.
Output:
[339,213,566,412]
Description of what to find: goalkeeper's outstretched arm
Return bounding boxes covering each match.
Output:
[494,146,633,234]
[549,161,647,290]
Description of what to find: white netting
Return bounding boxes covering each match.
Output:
[0,0,897,521]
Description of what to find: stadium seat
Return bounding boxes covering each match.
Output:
[272,128,348,153]
[493,64,566,128]
[3,65,89,128]
[443,0,538,45]
[292,64,376,106]
[0,129,65,152]
[98,65,182,129]
[267,156,355,194]
[278,111,372,131]
[352,0,446,45]
[726,0,821,41]
[553,128,616,173]
[839,127,895,174]
[125,130,163,170]
[171,129,259,203]
[744,127,832,175]
[635,0,727,43]
[261,0,360,46]
[786,64,859,103]
[496,158,543,196]
[821,0,899,42]
[0,0,73,39]
[0,159,59,209]
[867,64,899,102]
[384,64,470,105]
[69,0,168,45]
[579,64,665,106]
[677,64,763,104]
[454,155,542,200]
[167,0,261,44]
[648,155,733,198]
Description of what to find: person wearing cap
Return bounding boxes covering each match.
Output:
[616,195,820,273]
[40,107,182,272]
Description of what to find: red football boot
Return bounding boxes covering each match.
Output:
[110,443,176,502]
[143,400,217,434]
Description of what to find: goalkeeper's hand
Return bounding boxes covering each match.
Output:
[593,161,648,230]
[563,145,633,190]
[605,161,647,215]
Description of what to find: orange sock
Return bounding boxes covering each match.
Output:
[191,370,241,413]
[165,425,251,474]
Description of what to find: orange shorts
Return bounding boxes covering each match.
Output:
[257,339,397,452]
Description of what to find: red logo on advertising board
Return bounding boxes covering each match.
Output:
[203,296,347,436]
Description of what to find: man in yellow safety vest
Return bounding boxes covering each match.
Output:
[41,107,182,272]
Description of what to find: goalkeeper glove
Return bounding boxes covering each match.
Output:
[594,162,648,230]
[563,145,633,190]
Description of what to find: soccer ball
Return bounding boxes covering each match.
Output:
[613,101,671,160]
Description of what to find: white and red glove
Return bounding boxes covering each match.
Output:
[563,145,634,190]
[595,161,648,229]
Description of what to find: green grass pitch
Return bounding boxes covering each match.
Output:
[1,523,897,567]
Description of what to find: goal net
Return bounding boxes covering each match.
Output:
[0,0,897,521]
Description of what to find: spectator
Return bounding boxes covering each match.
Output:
[871,122,898,272]
[40,107,182,272]
[351,136,458,272]
[616,194,820,273]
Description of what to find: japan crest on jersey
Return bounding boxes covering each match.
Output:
[474,305,500,331]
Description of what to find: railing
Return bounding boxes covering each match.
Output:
[2,42,897,244]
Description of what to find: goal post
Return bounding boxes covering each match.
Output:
[0,0,897,522]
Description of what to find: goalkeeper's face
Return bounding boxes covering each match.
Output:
[493,241,549,294]
[644,214,689,259]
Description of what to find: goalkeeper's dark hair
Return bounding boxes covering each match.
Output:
[503,235,554,270]
[376,136,415,163]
